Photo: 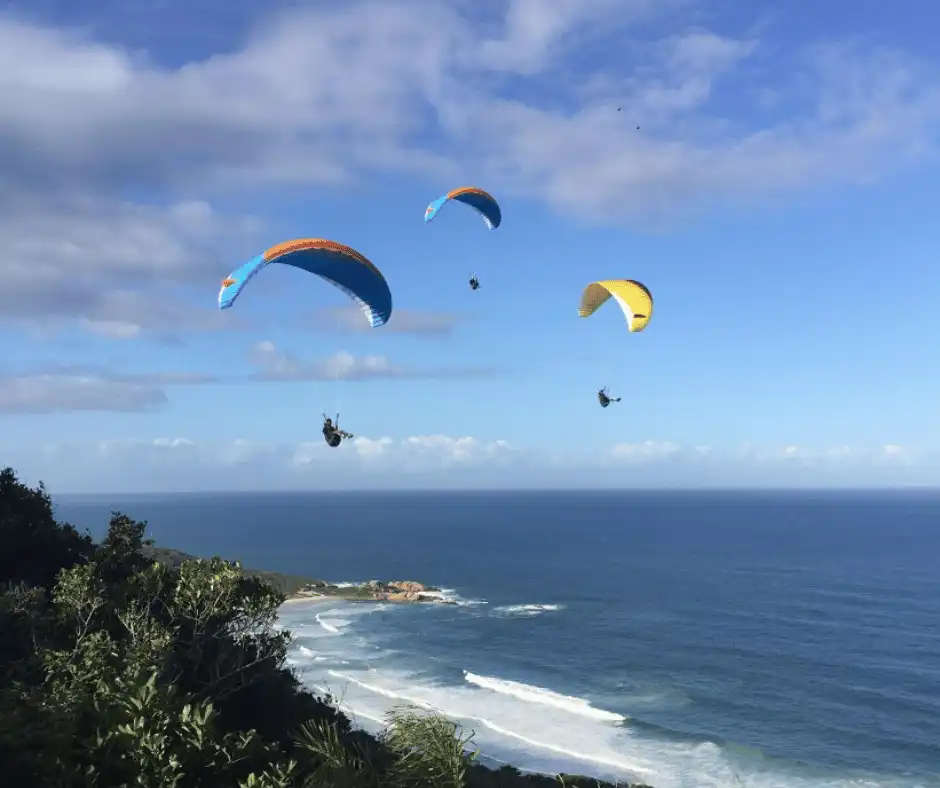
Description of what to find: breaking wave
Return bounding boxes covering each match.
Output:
[280,600,931,788]
[315,613,348,634]
[464,673,625,723]
[493,603,563,617]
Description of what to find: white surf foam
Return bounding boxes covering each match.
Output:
[417,587,487,606]
[493,603,563,617]
[315,613,344,634]
[326,667,658,781]
[294,646,327,663]
[282,600,930,788]
[321,665,931,788]
[464,672,624,723]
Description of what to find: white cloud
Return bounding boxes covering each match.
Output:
[477,0,672,75]
[248,342,406,381]
[610,439,681,460]
[13,433,523,492]
[247,341,501,381]
[80,320,143,339]
[5,435,934,494]
[67,290,243,342]
[0,339,497,414]
[350,436,395,460]
[401,435,514,464]
[0,373,166,413]
[1,197,224,284]
[308,306,469,338]
[2,3,939,333]
[93,436,280,469]
[0,193,259,333]
[0,367,218,413]
[292,434,515,471]
[150,438,194,449]
[607,441,920,470]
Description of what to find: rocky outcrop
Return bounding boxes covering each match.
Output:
[384,591,421,602]
[291,579,455,605]
[387,580,426,593]
[377,590,456,605]
[366,580,456,605]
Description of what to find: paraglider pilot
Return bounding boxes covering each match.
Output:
[469,272,480,291]
[323,414,354,447]
[597,388,621,408]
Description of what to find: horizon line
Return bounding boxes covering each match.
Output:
[53,485,940,498]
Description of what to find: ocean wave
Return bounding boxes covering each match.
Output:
[298,645,317,658]
[315,613,352,634]
[312,664,930,788]
[283,598,931,788]
[475,717,657,778]
[464,672,625,723]
[310,682,386,729]
[493,603,563,617]
[426,587,487,607]
[453,598,488,607]
[325,668,666,781]
[327,669,655,778]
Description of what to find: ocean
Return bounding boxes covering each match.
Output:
[56,490,940,788]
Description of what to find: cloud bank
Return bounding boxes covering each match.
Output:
[3,435,932,493]
[0,342,499,413]
[2,1,938,333]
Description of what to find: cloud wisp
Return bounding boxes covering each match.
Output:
[247,341,501,382]
[307,306,470,339]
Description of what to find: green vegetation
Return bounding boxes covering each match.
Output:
[147,549,441,603]
[0,467,653,788]
[317,583,378,600]
[145,546,325,596]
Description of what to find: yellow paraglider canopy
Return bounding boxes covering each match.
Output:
[578,280,653,332]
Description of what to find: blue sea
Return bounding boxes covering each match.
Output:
[56,490,940,788]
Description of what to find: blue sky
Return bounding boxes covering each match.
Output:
[1,0,939,491]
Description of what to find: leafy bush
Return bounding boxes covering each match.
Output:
[0,467,651,788]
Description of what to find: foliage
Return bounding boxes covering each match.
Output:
[382,708,479,788]
[319,584,378,599]
[0,466,652,788]
[0,467,94,590]
[145,546,325,597]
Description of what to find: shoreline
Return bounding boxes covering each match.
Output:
[278,586,652,786]
[142,548,449,609]
[280,595,336,606]
[284,579,457,606]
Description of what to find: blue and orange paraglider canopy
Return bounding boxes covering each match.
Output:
[218,238,392,328]
[424,186,502,230]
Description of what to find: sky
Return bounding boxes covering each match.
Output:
[1,0,939,492]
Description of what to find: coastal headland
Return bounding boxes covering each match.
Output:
[287,578,458,605]
[144,546,452,607]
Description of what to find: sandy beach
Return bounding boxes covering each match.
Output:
[280,595,337,606]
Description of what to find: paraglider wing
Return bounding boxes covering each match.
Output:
[578,280,653,333]
[218,239,392,328]
[424,187,502,229]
